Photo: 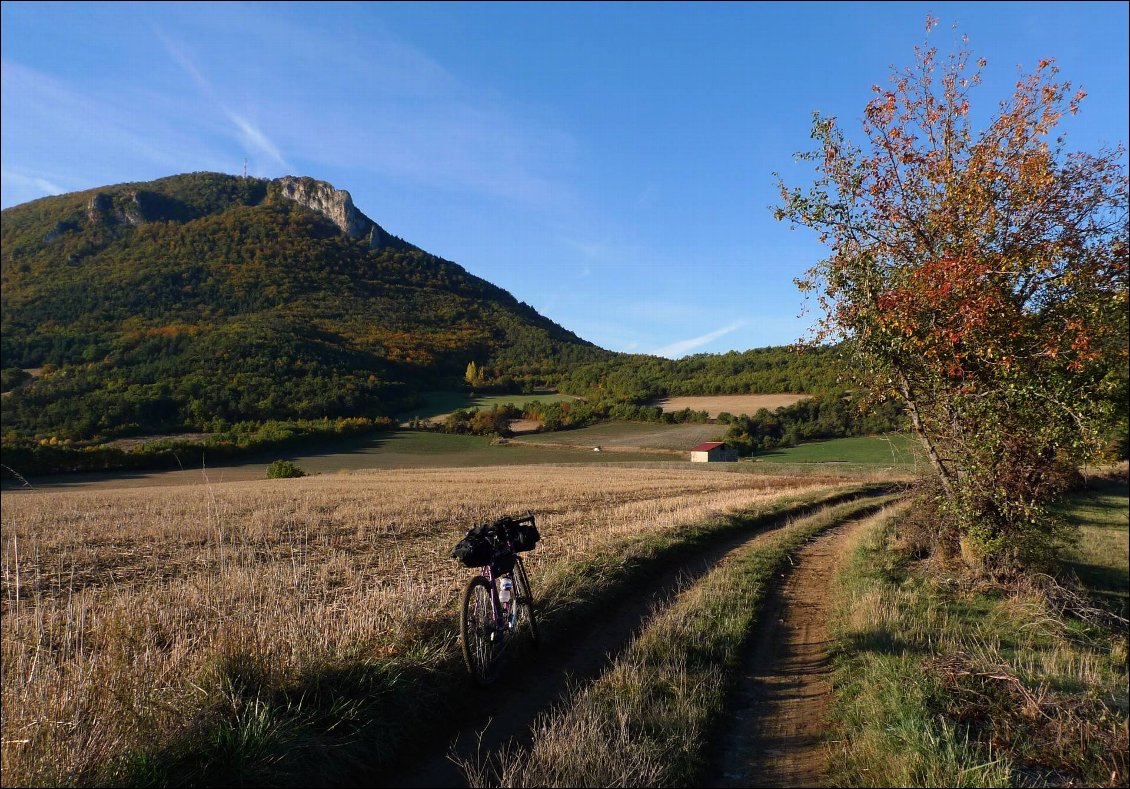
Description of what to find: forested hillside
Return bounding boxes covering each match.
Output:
[1,172,864,453]
[1,173,608,440]
[554,345,849,402]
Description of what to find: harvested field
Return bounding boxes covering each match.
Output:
[656,394,810,417]
[507,419,542,434]
[0,465,850,786]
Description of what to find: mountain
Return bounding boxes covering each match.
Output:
[1,172,610,440]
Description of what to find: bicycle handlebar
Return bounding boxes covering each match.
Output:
[484,512,535,530]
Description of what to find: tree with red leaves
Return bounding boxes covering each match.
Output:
[777,19,1128,567]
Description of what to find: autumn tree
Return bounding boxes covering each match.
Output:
[777,19,1128,567]
[465,360,485,388]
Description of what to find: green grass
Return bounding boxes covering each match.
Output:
[1055,478,1130,616]
[288,431,677,470]
[826,518,1011,788]
[25,431,684,489]
[509,421,725,450]
[753,434,923,466]
[825,486,1130,788]
[26,429,913,492]
[396,390,578,421]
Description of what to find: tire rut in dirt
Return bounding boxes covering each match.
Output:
[378,490,892,788]
[702,512,881,788]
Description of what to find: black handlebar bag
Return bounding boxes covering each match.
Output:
[451,516,539,568]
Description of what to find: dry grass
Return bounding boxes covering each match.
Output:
[1,465,848,786]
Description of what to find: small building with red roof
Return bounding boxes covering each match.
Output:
[690,441,737,463]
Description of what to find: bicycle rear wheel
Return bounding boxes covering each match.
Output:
[460,576,504,685]
[513,557,539,647]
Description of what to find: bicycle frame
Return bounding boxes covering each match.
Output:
[479,555,523,639]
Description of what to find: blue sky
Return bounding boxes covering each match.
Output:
[3,2,1127,357]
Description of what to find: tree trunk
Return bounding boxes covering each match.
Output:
[894,369,956,496]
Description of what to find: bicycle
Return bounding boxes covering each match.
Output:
[451,513,541,685]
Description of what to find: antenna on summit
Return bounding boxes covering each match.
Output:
[242,158,248,178]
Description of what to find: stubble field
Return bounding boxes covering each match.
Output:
[0,464,852,785]
[655,394,811,416]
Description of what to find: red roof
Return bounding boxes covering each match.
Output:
[691,442,725,452]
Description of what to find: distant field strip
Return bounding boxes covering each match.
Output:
[510,422,726,451]
[0,466,850,786]
[656,394,810,417]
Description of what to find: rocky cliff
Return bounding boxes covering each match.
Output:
[275,175,401,249]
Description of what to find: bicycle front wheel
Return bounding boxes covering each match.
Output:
[460,576,504,685]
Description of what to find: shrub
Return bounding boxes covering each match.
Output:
[266,459,306,479]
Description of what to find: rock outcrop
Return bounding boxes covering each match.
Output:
[85,191,147,227]
[274,175,396,249]
[86,192,114,224]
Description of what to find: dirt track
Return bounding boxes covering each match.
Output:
[706,516,871,786]
[378,497,884,788]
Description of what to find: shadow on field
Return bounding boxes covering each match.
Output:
[839,631,931,659]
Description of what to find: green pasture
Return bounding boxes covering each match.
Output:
[751,434,923,466]
[21,429,924,492]
[509,421,725,450]
[22,431,679,489]
[224,430,677,474]
[1056,476,1129,615]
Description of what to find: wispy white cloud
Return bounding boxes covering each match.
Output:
[1,169,64,195]
[1,57,231,204]
[153,27,290,171]
[226,112,288,170]
[652,321,748,358]
[187,10,577,206]
[5,6,577,213]
[635,181,659,211]
[0,167,66,204]
[152,28,213,98]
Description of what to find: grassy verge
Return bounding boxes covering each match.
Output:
[153,485,897,787]
[469,496,903,787]
[825,481,1130,788]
